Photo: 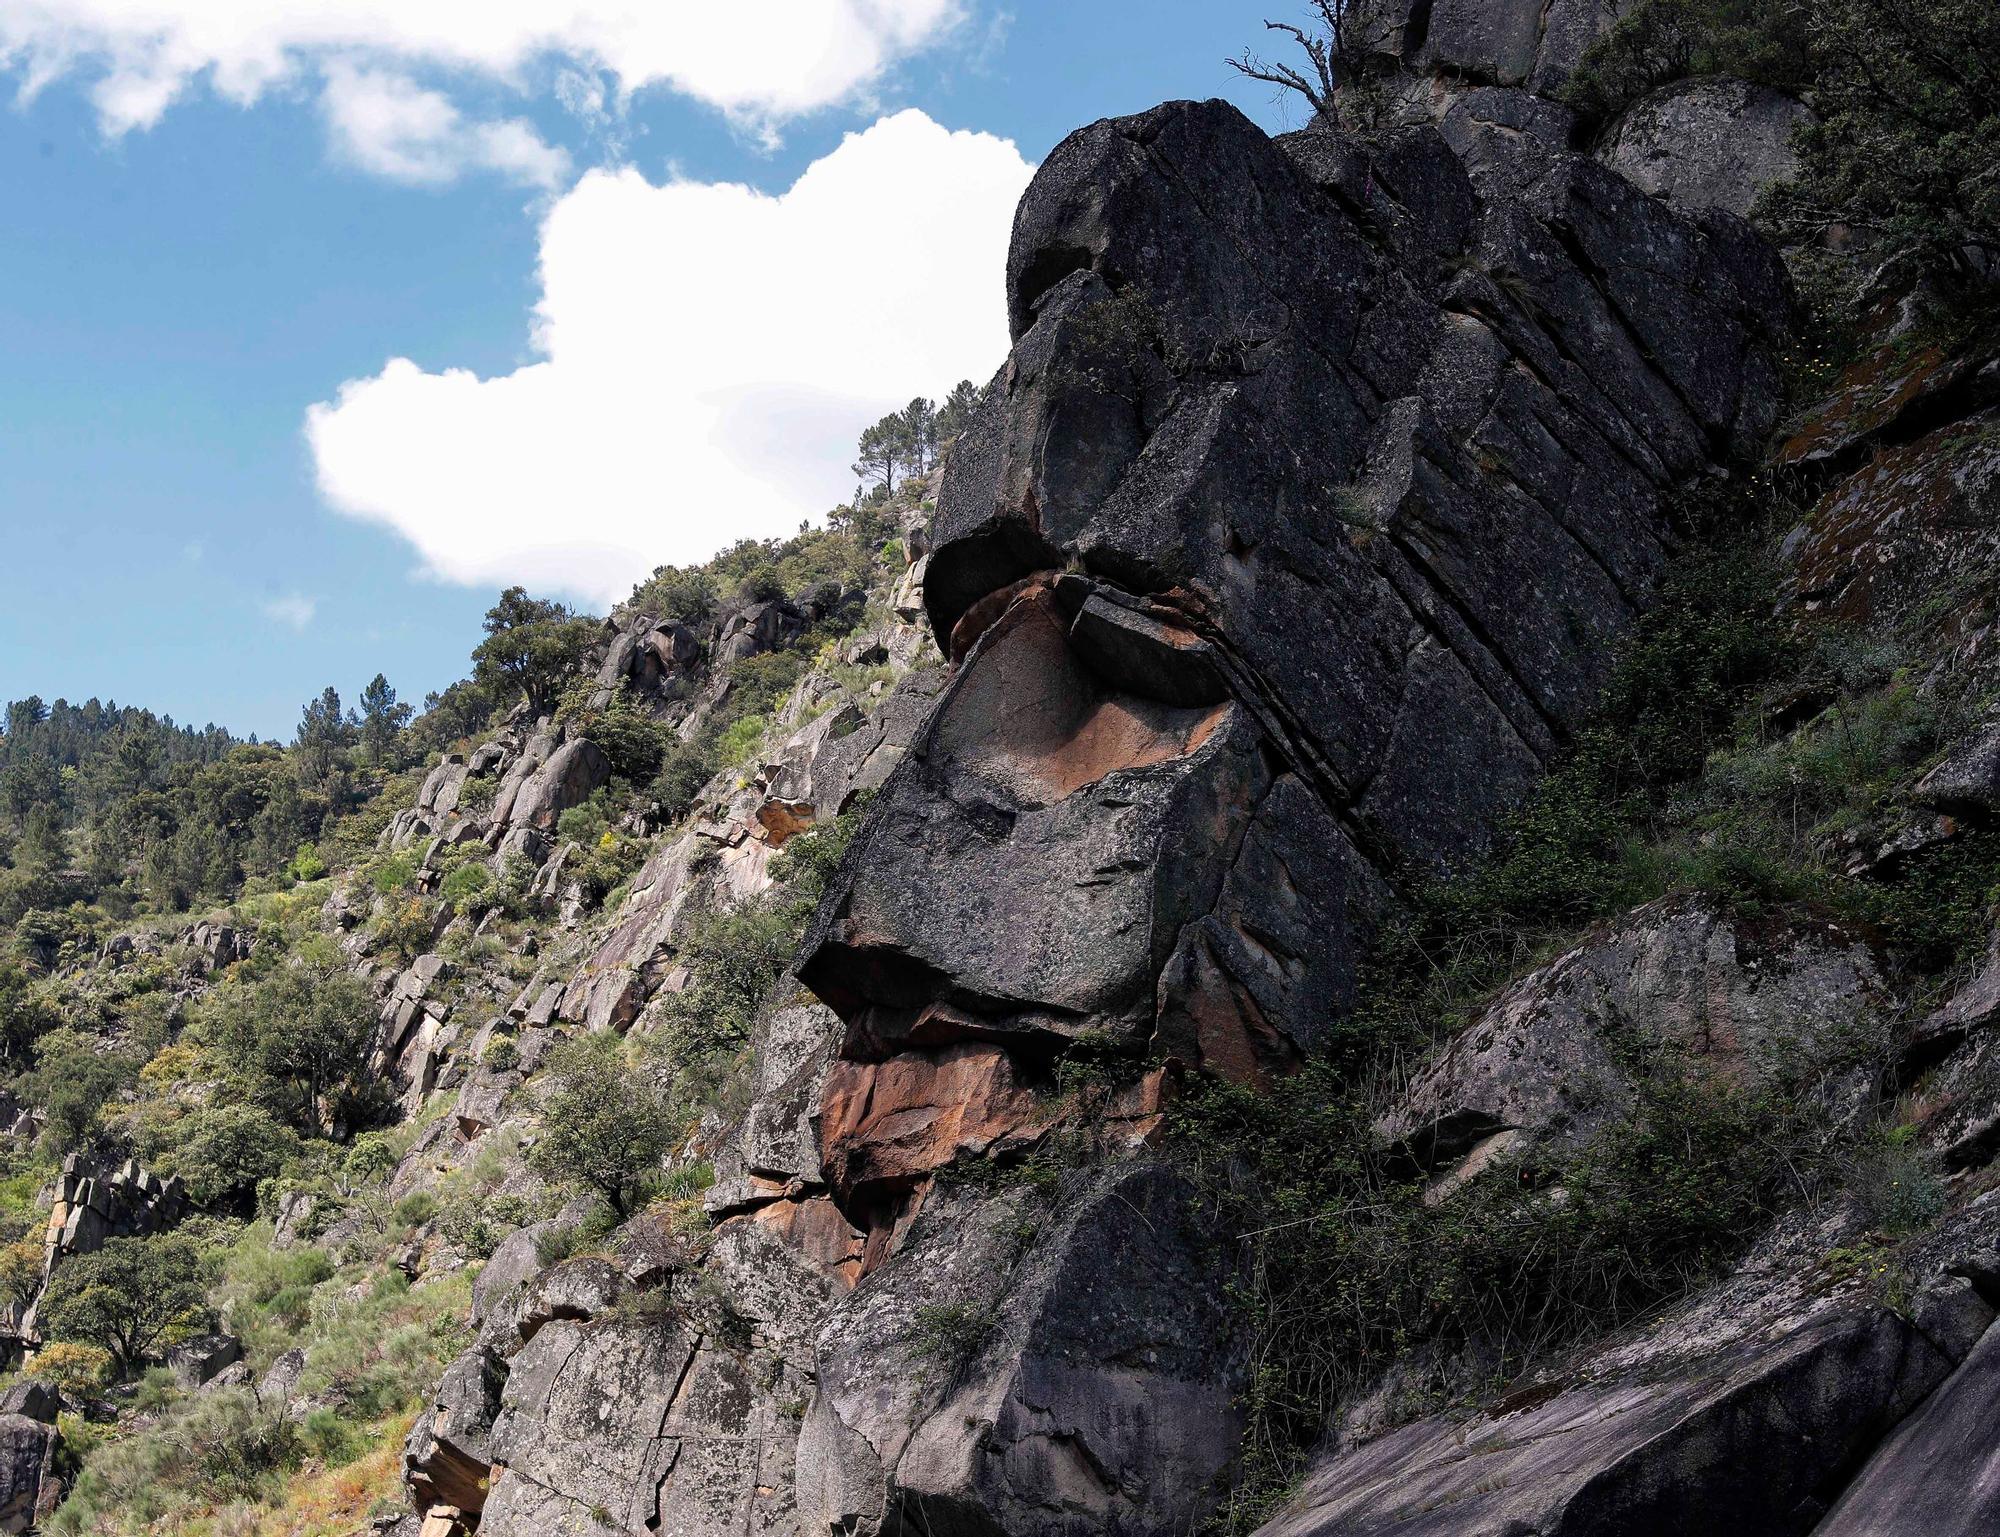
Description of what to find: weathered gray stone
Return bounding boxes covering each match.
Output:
[406,1347,508,1514]
[0,1385,54,1426]
[1381,897,1887,1185]
[507,738,610,833]
[1817,1313,2000,1535]
[168,1333,242,1391]
[0,1413,58,1534]
[1600,77,1811,219]
[1918,722,2000,820]
[800,1163,1243,1537]
[482,1316,800,1537]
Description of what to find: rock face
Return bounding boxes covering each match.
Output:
[804,94,1786,1256]
[1816,1313,2000,1536]
[798,1164,1242,1537]
[1598,77,1811,219]
[409,85,1815,1537]
[0,1412,58,1534]
[770,94,1790,1535]
[1364,0,1618,97]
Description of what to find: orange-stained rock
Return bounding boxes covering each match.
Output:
[748,1194,867,1289]
[819,1043,1057,1211]
[754,797,816,845]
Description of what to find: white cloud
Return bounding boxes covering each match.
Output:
[261,593,318,631]
[0,0,965,137]
[321,63,569,189]
[306,109,1032,607]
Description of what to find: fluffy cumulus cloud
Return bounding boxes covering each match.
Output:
[306,109,1033,605]
[0,0,964,138]
[320,63,569,188]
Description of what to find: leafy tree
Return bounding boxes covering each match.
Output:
[472,588,598,717]
[0,754,61,821]
[31,1340,110,1399]
[167,1103,300,1207]
[629,565,719,625]
[197,955,380,1131]
[898,396,938,478]
[0,1237,42,1310]
[651,737,719,824]
[735,564,787,604]
[527,1035,675,1218]
[40,1233,209,1375]
[0,958,56,1070]
[1762,0,2000,291]
[17,803,65,872]
[417,678,498,748]
[852,416,902,496]
[18,1031,141,1154]
[356,674,413,768]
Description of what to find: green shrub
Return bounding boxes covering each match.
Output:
[300,1405,364,1466]
[1174,1052,1816,1526]
[441,860,493,914]
[1563,0,1808,121]
[369,854,416,896]
[392,1191,438,1229]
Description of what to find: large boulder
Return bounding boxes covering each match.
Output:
[167,1333,242,1391]
[1598,77,1811,219]
[716,599,807,665]
[405,1348,509,1515]
[1380,897,1887,1186]
[799,1163,1244,1537]
[0,1413,58,1534]
[1255,1210,1977,1537]
[507,738,610,833]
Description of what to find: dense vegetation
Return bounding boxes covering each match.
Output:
[0,431,928,1532]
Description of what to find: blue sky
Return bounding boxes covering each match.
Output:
[0,2,1299,741]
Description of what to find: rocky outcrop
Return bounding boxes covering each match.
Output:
[42,1155,188,1268]
[799,1164,1242,1537]
[1919,722,2000,821]
[0,1411,58,1534]
[1598,77,1810,219]
[804,96,1786,1257]
[480,1306,809,1537]
[406,1347,508,1515]
[1363,0,1618,99]
[717,599,808,665]
[167,1333,243,1391]
[400,84,1820,1537]
[1381,898,1887,1189]
[1258,1206,1993,1537]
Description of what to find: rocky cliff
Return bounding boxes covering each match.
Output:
[15,10,2000,1536]
[394,57,1859,1537]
